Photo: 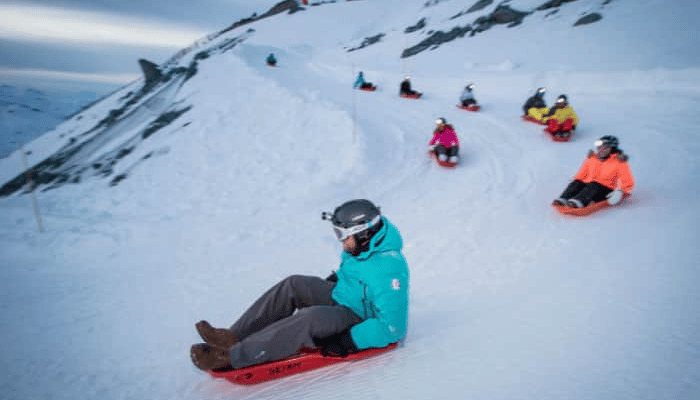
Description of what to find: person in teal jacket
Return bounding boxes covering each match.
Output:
[191,199,409,370]
[354,71,375,89]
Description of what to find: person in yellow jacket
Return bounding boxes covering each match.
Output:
[552,135,635,208]
[542,94,579,137]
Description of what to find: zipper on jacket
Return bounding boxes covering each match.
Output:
[361,283,368,319]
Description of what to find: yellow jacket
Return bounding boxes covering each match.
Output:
[543,105,579,125]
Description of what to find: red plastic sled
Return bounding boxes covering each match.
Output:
[207,343,397,385]
[552,194,629,216]
[457,104,480,112]
[359,86,377,92]
[429,152,458,168]
[522,115,545,125]
[545,129,573,142]
[400,93,422,99]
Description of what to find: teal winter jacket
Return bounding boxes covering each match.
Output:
[331,217,409,350]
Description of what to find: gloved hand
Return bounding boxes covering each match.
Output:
[319,330,359,358]
[325,271,338,282]
[606,189,624,205]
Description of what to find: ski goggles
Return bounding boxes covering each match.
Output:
[322,213,381,241]
[556,97,566,104]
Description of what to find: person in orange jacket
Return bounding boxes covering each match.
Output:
[553,135,635,208]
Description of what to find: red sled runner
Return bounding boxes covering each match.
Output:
[207,343,398,385]
[400,93,422,99]
[552,194,630,216]
[457,104,480,112]
[429,151,458,169]
[359,86,377,92]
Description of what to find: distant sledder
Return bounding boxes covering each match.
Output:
[457,83,480,111]
[428,118,460,167]
[399,76,422,99]
[552,135,635,216]
[522,87,548,124]
[542,94,578,141]
[354,71,377,91]
[266,53,277,67]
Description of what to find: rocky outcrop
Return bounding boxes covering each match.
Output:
[138,59,163,89]
[536,0,579,11]
[402,4,528,58]
[574,12,603,26]
[405,18,427,33]
[347,34,385,52]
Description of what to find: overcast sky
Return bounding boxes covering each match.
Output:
[0,0,278,91]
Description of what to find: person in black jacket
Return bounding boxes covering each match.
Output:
[400,76,418,96]
[522,87,548,121]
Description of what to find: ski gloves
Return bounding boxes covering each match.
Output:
[317,329,359,358]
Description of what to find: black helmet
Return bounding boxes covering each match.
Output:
[556,94,568,104]
[595,135,619,150]
[466,83,474,91]
[322,199,382,241]
[536,87,546,96]
[436,117,446,126]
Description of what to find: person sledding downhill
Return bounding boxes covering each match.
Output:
[399,76,421,98]
[522,87,549,123]
[428,118,460,165]
[552,135,635,209]
[459,83,479,110]
[542,94,578,138]
[190,199,409,371]
[266,53,277,67]
[354,71,375,90]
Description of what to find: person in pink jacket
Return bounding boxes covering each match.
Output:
[429,118,460,163]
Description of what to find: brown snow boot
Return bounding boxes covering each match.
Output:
[195,320,239,348]
[190,343,232,371]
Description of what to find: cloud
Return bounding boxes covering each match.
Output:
[0,68,139,84]
[0,4,209,48]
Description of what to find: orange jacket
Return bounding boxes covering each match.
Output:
[574,151,635,193]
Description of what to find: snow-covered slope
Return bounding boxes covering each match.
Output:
[1,1,699,400]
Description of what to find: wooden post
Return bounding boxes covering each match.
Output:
[20,145,44,233]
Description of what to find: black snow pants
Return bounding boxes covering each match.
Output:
[559,179,613,206]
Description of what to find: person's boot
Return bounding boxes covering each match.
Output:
[190,343,232,370]
[195,320,239,348]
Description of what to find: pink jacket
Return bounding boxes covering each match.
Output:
[429,125,459,148]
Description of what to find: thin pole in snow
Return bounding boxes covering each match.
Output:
[20,145,44,233]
